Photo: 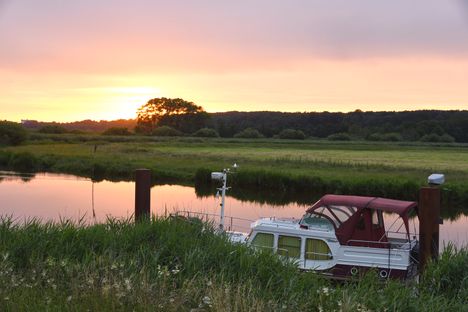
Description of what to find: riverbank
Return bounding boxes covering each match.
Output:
[0,217,466,311]
[2,137,468,208]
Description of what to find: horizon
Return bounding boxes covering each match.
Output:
[16,108,468,124]
[2,0,468,122]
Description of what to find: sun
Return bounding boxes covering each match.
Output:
[105,86,162,120]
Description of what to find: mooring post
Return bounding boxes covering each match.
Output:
[135,169,151,222]
[418,174,443,271]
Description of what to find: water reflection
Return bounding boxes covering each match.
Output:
[0,172,467,247]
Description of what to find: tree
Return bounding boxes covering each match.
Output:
[0,121,28,146]
[38,125,68,134]
[136,98,208,134]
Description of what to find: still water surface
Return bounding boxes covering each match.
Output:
[1,172,467,248]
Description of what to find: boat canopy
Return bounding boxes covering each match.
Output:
[305,195,417,247]
[306,195,416,217]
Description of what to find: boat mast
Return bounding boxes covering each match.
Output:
[219,169,227,230]
[211,163,237,230]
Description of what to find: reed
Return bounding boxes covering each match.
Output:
[0,217,466,311]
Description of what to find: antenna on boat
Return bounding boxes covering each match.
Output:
[211,163,238,230]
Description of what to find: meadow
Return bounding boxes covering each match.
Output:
[0,217,467,311]
[2,134,468,208]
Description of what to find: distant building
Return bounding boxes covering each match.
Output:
[21,120,40,128]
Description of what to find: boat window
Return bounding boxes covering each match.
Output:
[313,205,356,227]
[329,205,356,223]
[372,210,384,228]
[277,235,301,258]
[301,214,334,231]
[305,238,332,261]
[251,233,274,251]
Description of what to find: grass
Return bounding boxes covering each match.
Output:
[2,136,468,208]
[0,217,466,311]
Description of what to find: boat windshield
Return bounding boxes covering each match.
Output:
[300,213,335,231]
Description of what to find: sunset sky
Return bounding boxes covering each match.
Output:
[2,0,468,122]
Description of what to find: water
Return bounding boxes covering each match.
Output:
[1,171,467,248]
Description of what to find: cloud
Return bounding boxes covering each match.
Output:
[1,0,468,76]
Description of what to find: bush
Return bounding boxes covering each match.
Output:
[152,126,183,137]
[327,132,351,141]
[278,129,306,140]
[38,125,68,134]
[420,133,455,143]
[102,127,132,136]
[0,121,28,146]
[192,128,219,138]
[366,132,402,142]
[233,128,264,139]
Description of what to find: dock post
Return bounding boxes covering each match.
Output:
[135,169,151,222]
[418,186,441,271]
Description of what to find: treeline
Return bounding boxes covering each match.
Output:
[20,110,468,142]
[21,119,137,133]
[211,110,468,142]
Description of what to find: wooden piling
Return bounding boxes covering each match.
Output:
[135,169,151,222]
[418,186,441,271]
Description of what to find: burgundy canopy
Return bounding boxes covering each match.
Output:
[306,194,417,216]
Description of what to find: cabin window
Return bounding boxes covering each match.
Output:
[251,233,274,251]
[277,235,301,258]
[305,238,332,260]
[372,210,384,228]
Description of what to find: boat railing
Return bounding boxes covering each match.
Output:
[346,239,412,250]
[171,210,253,232]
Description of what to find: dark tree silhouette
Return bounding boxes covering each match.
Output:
[136,97,208,134]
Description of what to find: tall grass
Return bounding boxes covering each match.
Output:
[0,217,466,311]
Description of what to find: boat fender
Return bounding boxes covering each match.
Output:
[350,267,359,276]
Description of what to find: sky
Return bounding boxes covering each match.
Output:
[2,0,468,122]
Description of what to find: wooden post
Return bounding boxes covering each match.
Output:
[418,186,441,271]
[135,169,151,222]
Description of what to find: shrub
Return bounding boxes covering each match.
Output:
[420,133,455,143]
[102,127,132,136]
[152,126,183,137]
[327,132,351,141]
[0,121,28,146]
[278,129,306,140]
[38,125,68,134]
[233,128,264,139]
[192,128,219,138]
[366,132,402,142]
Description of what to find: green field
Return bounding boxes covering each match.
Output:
[2,136,468,207]
[0,217,466,311]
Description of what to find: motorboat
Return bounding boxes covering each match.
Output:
[176,166,420,280]
[237,194,419,280]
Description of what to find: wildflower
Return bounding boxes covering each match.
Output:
[202,296,212,306]
[124,278,132,291]
[67,296,72,302]
[169,298,175,303]
[206,280,213,287]
[4,296,9,301]
[171,269,180,275]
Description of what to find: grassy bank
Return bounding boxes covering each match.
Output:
[2,138,468,208]
[0,217,466,311]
